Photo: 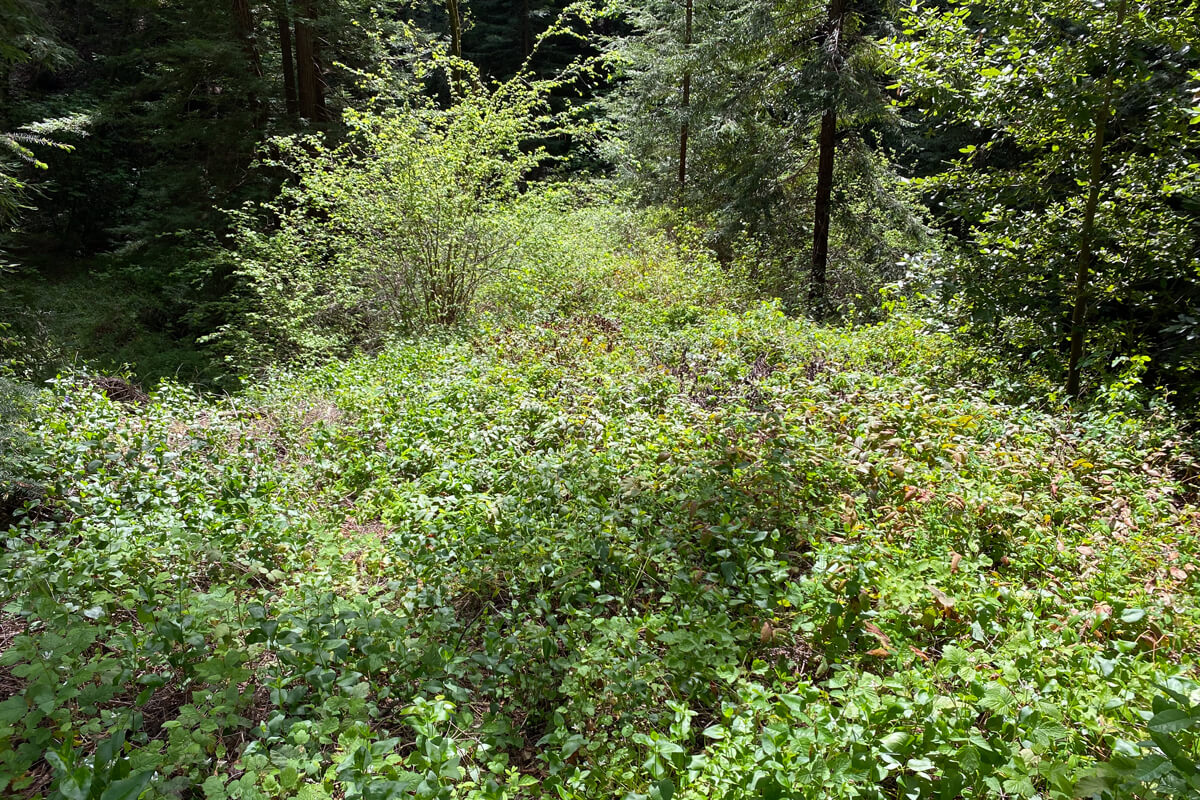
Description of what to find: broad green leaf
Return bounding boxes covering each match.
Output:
[1148,708,1197,733]
[99,771,154,800]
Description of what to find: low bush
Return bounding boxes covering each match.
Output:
[218,87,547,371]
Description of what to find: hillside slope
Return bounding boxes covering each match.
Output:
[2,209,1198,800]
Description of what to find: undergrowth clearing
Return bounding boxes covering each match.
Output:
[2,206,1199,800]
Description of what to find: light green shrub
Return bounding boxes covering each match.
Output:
[218,81,563,371]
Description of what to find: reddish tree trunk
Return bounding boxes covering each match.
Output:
[232,0,263,78]
[277,2,298,118]
[294,0,326,120]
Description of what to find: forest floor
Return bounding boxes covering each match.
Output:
[1,206,1199,799]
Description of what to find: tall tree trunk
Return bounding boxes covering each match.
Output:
[1065,0,1126,398]
[678,0,693,191]
[447,0,463,58]
[294,0,325,120]
[810,107,836,309]
[294,14,315,118]
[310,15,328,120]
[446,0,463,92]
[277,2,298,119]
[809,0,846,313]
[232,0,263,78]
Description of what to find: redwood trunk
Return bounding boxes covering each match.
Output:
[232,0,263,78]
[810,107,837,308]
[447,0,462,57]
[277,2,298,118]
[310,16,327,119]
[294,1,325,120]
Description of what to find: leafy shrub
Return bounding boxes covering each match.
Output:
[219,76,569,371]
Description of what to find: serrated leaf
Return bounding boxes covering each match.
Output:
[296,786,331,800]
[1154,683,1193,707]
[1074,767,1119,799]
[979,684,1016,714]
[201,775,227,800]
[0,696,25,724]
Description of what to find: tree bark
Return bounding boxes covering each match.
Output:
[294,0,325,120]
[294,14,315,118]
[809,0,846,313]
[310,12,328,120]
[810,107,837,309]
[678,0,693,191]
[277,2,298,119]
[1065,0,1126,398]
[447,0,463,58]
[232,0,263,78]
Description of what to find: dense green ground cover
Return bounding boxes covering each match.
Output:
[2,206,1199,799]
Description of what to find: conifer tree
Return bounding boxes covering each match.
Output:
[610,0,912,311]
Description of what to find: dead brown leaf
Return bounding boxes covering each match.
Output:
[862,621,892,649]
